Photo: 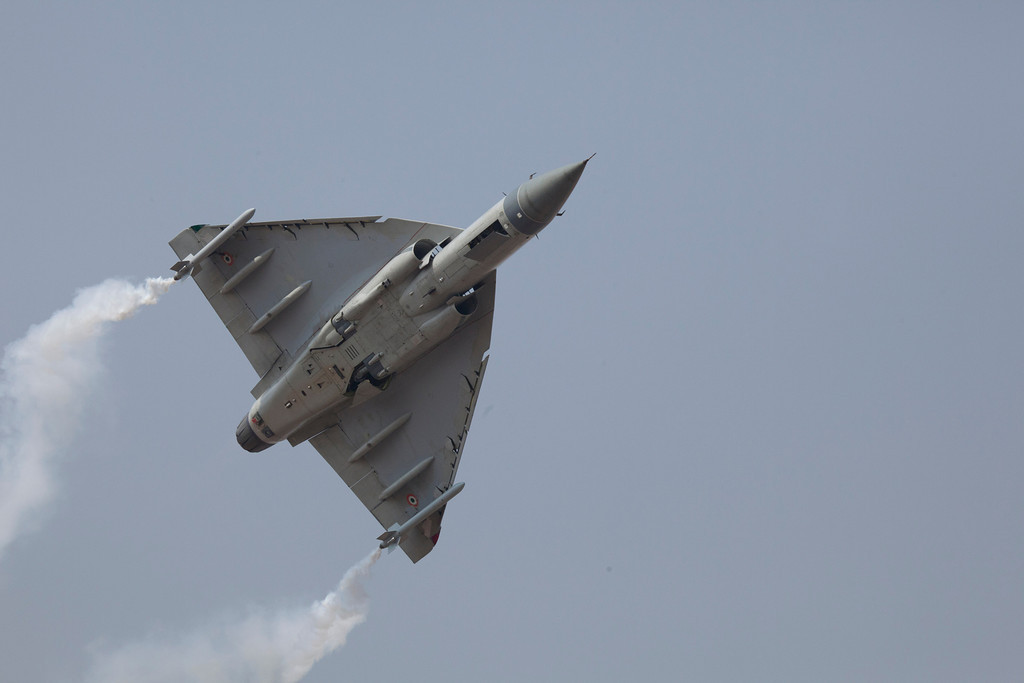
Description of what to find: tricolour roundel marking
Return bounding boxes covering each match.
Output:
[406,494,419,507]
[222,252,234,265]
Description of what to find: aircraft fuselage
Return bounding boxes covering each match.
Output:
[235,160,588,452]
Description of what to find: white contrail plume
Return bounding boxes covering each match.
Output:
[0,277,174,561]
[86,548,382,683]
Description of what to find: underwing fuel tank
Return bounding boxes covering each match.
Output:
[333,240,436,324]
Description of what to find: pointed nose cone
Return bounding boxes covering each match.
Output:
[503,158,589,234]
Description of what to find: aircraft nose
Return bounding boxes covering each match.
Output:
[236,415,273,453]
[503,158,590,234]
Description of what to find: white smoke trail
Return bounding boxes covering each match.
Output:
[85,548,382,683]
[0,277,174,561]
[3,277,382,681]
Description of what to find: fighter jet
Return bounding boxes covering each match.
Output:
[169,159,588,562]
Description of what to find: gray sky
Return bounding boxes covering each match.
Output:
[2,2,1023,681]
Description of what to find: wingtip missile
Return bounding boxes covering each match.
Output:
[377,482,466,551]
[171,207,256,281]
